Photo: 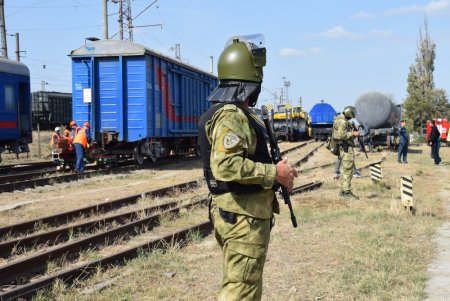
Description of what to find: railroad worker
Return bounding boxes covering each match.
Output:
[429,120,442,165]
[397,120,409,164]
[198,35,297,301]
[333,106,360,200]
[70,120,80,140]
[50,127,61,148]
[63,129,71,140]
[73,121,91,173]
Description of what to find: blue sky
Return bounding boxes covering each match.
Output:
[4,0,450,113]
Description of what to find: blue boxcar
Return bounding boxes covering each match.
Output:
[0,58,32,162]
[308,101,337,141]
[69,39,217,162]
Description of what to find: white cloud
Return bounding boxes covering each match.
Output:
[279,48,306,57]
[370,29,393,38]
[352,11,373,20]
[309,47,323,54]
[384,0,450,15]
[278,47,322,57]
[306,26,364,39]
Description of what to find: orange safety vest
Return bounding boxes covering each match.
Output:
[50,133,61,146]
[73,127,88,148]
[71,126,81,139]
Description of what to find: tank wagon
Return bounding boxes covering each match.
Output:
[69,39,218,163]
[31,91,72,130]
[0,57,32,162]
[355,91,401,147]
[309,100,336,141]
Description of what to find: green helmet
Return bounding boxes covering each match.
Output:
[343,106,357,119]
[218,35,266,83]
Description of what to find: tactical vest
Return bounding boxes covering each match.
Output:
[198,103,273,195]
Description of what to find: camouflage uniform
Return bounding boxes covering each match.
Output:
[202,103,276,301]
[333,113,355,193]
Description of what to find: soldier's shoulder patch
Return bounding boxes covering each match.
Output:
[217,129,243,153]
[223,132,240,149]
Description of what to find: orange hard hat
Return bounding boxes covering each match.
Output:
[83,121,90,127]
[70,121,77,127]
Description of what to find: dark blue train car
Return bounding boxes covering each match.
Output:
[69,39,218,163]
[0,58,32,162]
[309,100,336,141]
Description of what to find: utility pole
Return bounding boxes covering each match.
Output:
[14,32,19,61]
[102,0,108,39]
[210,55,214,74]
[175,43,180,59]
[111,0,160,41]
[0,0,7,58]
[118,0,133,41]
[41,81,48,91]
[283,78,291,104]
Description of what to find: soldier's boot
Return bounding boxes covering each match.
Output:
[340,191,360,200]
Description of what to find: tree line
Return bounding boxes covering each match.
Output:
[404,18,450,133]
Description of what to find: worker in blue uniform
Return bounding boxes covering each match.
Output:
[397,120,409,164]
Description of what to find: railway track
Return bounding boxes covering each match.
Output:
[0,155,194,193]
[0,141,324,300]
[0,142,311,194]
[0,179,321,300]
[0,161,55,175]
[292,142,324,168]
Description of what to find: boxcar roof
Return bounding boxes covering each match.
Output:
[69,39,217,78]
[0,57,30,77]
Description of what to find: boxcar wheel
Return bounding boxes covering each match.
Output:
[134,143,145,165]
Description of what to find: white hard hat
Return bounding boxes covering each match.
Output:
[55,127,61,132]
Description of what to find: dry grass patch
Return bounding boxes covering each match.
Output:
[25,144,450,300]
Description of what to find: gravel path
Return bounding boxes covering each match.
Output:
[425,164,450,301]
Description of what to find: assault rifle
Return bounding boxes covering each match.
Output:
[351,122,368,159]
[261,105,298,228]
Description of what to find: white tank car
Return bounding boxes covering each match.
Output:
[355,91,400,129]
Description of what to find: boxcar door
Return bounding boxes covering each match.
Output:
[95,58,123,140]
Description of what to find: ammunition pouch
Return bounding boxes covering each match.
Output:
[204,169,263,195]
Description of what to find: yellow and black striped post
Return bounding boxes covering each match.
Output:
[400,175,414,211]
[369,161,383,182]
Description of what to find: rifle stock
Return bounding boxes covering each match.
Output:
[261,106,298,228]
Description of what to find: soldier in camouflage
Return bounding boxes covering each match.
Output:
[332,106,360,200]
[198,35,297,301]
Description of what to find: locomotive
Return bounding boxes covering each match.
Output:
[0,57,32,162]
[66,39,218,165]
[272,104,310,141]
